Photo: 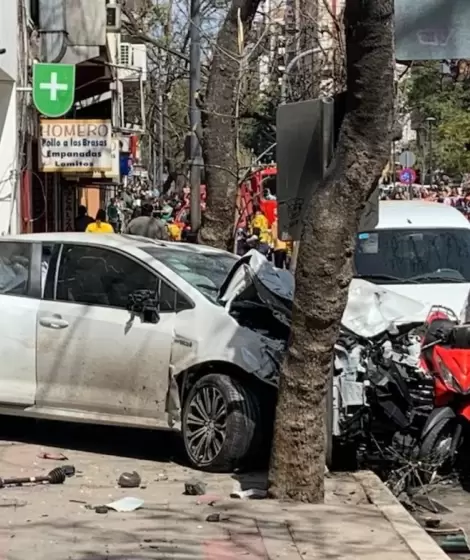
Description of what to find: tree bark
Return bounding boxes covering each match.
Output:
[200,0,260,250]
[268,0,394,503]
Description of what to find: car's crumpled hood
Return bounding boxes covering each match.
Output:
[217,250,294,385]
[343,279,427,338]
[219,249,294,324]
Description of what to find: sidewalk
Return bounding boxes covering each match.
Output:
[0,435,448,559]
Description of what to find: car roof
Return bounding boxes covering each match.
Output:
[374,201,470,230]
[1,232,235,257]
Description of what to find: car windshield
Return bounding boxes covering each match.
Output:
[354,228,470,284]
[141,246,238,303]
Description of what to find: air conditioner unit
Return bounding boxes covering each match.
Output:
[106,1,121,32]
[119,43,148,82]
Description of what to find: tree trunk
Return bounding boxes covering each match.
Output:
[268,0,394,503]
[200,0,260,250]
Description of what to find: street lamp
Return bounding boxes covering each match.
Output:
[425,116,437,187]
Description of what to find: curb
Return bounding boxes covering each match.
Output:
[353,471,448,560]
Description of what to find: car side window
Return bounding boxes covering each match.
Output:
[0,242,32,296]
[56,245,159,309]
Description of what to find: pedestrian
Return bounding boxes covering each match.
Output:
[85,209,114,233]
[271,218,288,269]
[124,203,169,240]
[74,205,94,232]
[107,198,120,232]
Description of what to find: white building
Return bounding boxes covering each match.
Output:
[0,0,19,234]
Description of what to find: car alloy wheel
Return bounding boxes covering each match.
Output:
[185,385,228,466]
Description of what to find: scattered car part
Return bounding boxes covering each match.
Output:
[0,466,67,488]
[118,471,141,488]
[184,479,207,496]
[38,451,68,461]
[105,497,144,512]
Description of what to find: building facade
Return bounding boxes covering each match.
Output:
[0,0,19,234]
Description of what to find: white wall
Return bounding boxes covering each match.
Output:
[0,0,18,81]
[0,82,18,234]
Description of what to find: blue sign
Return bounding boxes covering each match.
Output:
[399,167,416,184]
[119,154,132,177]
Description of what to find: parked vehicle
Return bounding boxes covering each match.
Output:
[354,200,470,321]
[417,305,470,473]
[0,235,291,472]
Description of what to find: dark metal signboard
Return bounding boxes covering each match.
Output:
[276,94,378,240]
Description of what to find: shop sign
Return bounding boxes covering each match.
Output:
[40,119,113,173]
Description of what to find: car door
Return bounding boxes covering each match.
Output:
[0,240,39,406]
[36,243,178,422]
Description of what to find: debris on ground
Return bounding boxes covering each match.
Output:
[0,466,68,488]
[117,471,141,488]
[38,451,68,461]
[0,498,27,508]
[106,497,145,512]
[425,524,470,553]
[230,488,267,499]
[196,494,220,506]
[184,478,207,496]
[62,465,76,477]
[94,505,109,514]
[411,494,452,514]
[206,512,229,522]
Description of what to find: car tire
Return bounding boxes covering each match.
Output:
[182,373,259,472]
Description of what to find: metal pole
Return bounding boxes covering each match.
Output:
[426,117,436,188]
[189,0,202,232]
[428,124,433,188]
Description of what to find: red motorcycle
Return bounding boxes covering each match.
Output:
[418,306,470,470]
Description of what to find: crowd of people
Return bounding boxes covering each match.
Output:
[380,179,470,220]
[74,186,196,241]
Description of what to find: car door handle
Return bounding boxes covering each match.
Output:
[39,316,69,329]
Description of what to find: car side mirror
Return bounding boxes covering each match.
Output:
[127,289,160,324]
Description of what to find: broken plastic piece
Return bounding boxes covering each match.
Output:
[106,497,144,512]
[38,452,68,461]
[229,488,267,499]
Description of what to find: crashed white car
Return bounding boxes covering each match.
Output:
[0,233,292,471]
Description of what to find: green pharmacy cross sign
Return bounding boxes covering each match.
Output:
[32,63,76,118]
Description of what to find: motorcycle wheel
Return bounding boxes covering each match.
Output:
[418,420,459,482]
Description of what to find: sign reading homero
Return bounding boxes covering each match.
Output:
[33,63,75,117]
[40,119,113,172]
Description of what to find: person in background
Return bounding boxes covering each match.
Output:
[74,205,94,232]
[107,198,120,232]
[271,218,288,269]
[249,205,272,257]
[125,203,169,240]
[86,209,114,233]
[167,218,181,241]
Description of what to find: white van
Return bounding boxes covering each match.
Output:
[352,200,470,319]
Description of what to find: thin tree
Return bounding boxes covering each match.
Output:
[268,0,394,502]
[200,0,261,249]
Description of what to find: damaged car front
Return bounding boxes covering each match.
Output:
[331,280,434,481]
[140,246,292,472]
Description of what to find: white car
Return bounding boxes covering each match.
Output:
[0,233,291,471]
